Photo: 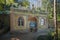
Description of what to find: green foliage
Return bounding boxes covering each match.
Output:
[42,0,53,19]
[57,3,60,21]
[57,3,60,14]
[0,4,4,11]
[0,0,30,11]
[6,0,14,5]
[44,0,60,21]
[0,0,5,11]
[57,14,60,21]
[37,35,54,40]
[18,0,30,7]
[0,0,5,4]
[0,0,14,11]
[47,0,53,19]
[41,0,48,10]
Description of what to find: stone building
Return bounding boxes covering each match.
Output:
[10,6,48,32]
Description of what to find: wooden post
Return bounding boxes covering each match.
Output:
[54,0,58,40]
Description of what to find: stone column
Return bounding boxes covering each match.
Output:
[10,8,15,31]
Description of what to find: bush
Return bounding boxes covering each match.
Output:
[37,35,48,40]
[37,35,54,40]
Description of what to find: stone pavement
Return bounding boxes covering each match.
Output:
[0,28,54,40]
[0,28,50,40]
[0,32,10,40]
[11,29,49,40]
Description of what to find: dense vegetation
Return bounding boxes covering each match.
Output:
[0,0,60,20]
[42,0,60,21]
[0,0,30,11]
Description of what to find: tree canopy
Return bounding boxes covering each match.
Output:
[42,0,60,21]
[42,0,53,19]
[0,0,30,11]
[18,0,30,7]
[0,0,14,11]
[6,0,14,5]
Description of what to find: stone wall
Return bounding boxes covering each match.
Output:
[10,12,48,32]
[10,8,48,32]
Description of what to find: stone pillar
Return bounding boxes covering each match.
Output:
[10,8,15,31]
[23,16,27,29]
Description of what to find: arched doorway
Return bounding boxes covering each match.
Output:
[28,17,37,32]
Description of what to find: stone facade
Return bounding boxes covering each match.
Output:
[10,7,48,32]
